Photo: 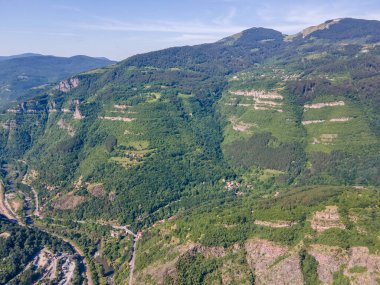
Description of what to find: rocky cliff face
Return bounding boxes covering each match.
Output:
[309,244,380,285]
[54,77,80,93]
[245,238,303,285]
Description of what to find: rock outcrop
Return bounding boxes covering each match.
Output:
[308,244,348,284]
[311,205,345,232]
[304,101,345,109]
[254,220,298,228]
[309,244,380,285]
[345,247,380,285]
[98,116,135,122]
[54,77,80,93]
[229,89,284,112]
[73,100,84,120]
[1,120,16,130]
[245,238,303,285]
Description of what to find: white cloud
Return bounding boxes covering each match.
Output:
[255,1,380,34]
[213,7,237,25]
[79,18,247,35]
[164,33,222,43]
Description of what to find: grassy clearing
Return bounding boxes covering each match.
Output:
[177,93,194,99]
[146,92,161,103]
[349,266,367,273]
[79,145,108,178]
[259,169,285,182]
[109,156,140,168]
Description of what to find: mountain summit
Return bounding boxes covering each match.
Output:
[302,18,380,40]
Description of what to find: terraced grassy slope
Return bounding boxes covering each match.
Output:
[301,96,377,154]
[219,69,303,144]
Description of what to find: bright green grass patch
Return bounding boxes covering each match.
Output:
[109,156,140,168]
[304,52,328,60]
[80,65,115,75]
[135,230,179,271]
[177,93,194,99]
[241,110,302,142]
[110,140,151,168]
[146,92,161,103]
[259,169,285,182]
[121,140,149,150]
[349,266,367,274]
[78,145,108,178]
[328,73,352,85]
[269,252,291,268]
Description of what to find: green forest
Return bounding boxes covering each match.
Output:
[0,18,379,284]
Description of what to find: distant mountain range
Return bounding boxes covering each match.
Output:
[0,53,44,61]
[0,53,115,108]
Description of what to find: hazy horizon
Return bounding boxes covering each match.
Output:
[2,0,380,61]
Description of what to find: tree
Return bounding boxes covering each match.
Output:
[105,135,117,153]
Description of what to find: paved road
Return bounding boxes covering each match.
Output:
[129,236,137,285]
[111,225,138,285]
[31,187,40,217]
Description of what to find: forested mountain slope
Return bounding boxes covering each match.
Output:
[0,18,379,284]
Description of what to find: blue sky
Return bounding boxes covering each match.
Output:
[1,0,380,60]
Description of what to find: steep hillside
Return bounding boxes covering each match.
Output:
[0,18,379,284]
[0,54,115,108]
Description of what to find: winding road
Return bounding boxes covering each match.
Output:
[31,187,40,217]
[112,225,138,285]
[129,236,138,285]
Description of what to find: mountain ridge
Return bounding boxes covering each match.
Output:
[0,18,380,284]
[0,54,116,108]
